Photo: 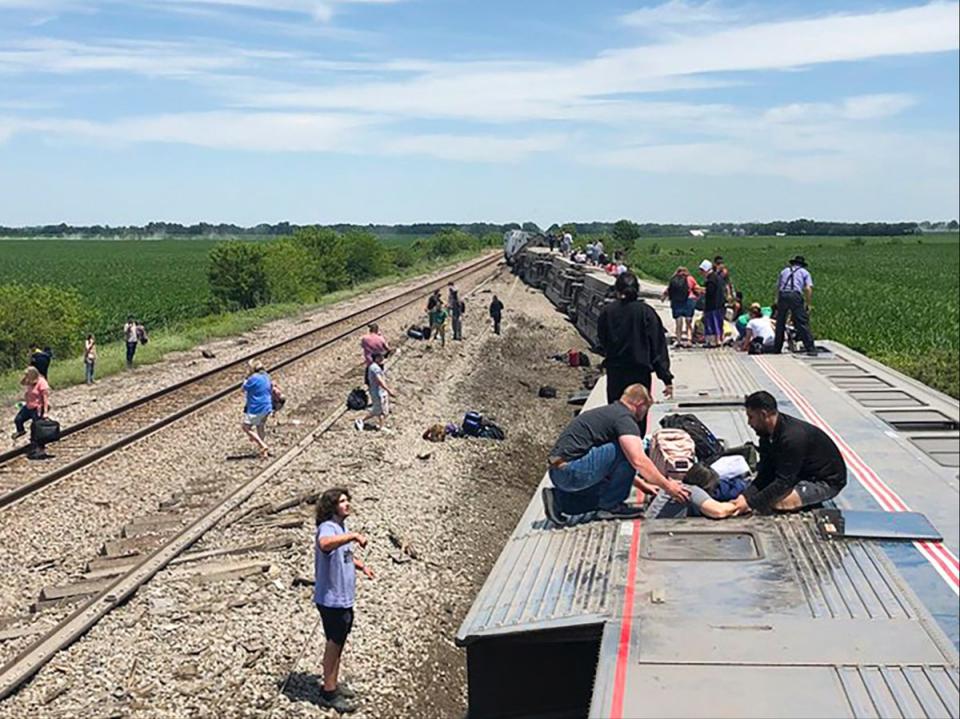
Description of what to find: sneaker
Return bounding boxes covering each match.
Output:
[318,692,357,714]
[542,488,569,526]
[354,418,364,431]
[10,430,25,441]
[596,503,645,520]
[334,684,357,699]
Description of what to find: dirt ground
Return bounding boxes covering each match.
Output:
[0,270,600,719]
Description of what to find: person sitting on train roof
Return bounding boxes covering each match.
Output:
[542,384,690,524]
[731,391,846,515]
[645,463,739,519]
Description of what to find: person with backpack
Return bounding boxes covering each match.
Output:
[83,334,97,384]
[29,345,53,379]
[12,366,51,458]
[542,384,690,525]
[489,295,504,335]
[730,391,846,515]
[773,255,816,355]
[355,351,395,432]
[123,316,140,369]
[663,266,700,348]
[241,359,273,459]
[597,272,673,436]
[314,487,375,714]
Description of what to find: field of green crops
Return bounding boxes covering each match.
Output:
[627,235,960,398]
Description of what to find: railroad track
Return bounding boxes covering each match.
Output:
[0,252,501,512]
[0,253,504,701]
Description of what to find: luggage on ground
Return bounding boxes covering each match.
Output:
[30,417,61,445]
[648,428,696,480]
[407,327,424,340]
[538,386,557,398]
[478,420,506,440]
[422,423,446,442]
[567,349,580,367]
[346,387,369,411]
[462,410,483,436]
[659,413,724,463]
[578,351,591,367]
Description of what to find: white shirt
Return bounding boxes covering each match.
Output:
[746,317,775,345]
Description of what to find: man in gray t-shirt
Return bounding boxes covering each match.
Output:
[545,384,689,523]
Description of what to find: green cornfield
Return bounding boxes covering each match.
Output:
[628,236,960,398]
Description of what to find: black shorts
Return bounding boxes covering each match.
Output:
[317,605,354,646]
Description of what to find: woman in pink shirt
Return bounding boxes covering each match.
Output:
[359,323,390,386]
[12,366,49,444]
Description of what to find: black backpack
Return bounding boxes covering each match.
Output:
[660,413,724,463]
[667,274,689,303]
[346,387,368,411]
[479,421,506,440]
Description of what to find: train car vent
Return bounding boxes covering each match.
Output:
[849,390,925,408]
[876,409,960,432]
[832,376,892,389]
[641,531,761,561]
[909,435,960,467]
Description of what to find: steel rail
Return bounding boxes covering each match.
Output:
[0,253,500,511]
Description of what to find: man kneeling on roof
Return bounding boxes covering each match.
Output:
[543,384,690,524]
[731,391,847,515]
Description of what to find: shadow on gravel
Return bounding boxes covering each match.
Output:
[280,671,325,707]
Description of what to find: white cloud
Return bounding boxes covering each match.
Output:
[763,94,916,123]
[620,0,732,29]
[383,133,568,162]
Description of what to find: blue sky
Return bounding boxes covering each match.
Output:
[0,0,957,226]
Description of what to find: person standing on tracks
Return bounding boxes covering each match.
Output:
[314,487,375,714]
[84,334,97,384]
[543,384,690,524]
[597,272,673,436]
[448,282,464,341]
[241,359,273,459]
[489,295,504,335]
[360,323,390,387]
[730,391,846,515]
[355,351,395,432]
[698,259,725,347]
[12,366,50,457]
[773,255,816,356]
[430,299,448,347]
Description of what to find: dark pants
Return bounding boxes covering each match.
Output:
[774,292,814,353]
[606,366,652,436]
[452,314,463,340]
[492,316,501,334]
[548,442,635,514]
[14,405,40,435]
[126,341,138,367]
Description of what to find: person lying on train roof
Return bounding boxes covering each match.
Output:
[543,384,690,524]
[731,391,847,515]
[644,463,739,519]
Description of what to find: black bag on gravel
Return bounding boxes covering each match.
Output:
[478,421,506,440]
[659,413,724,463]
[346,387,368,411]
[407,327,424,340]
[30,417,61,445]
[538,386,557,398]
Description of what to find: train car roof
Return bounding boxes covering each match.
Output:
[458,290,959,718]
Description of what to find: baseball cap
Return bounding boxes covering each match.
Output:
[698,259,713,272]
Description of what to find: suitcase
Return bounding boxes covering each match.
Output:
[648,428,696,480]
[462,411,483,437]
[30,417,61,445]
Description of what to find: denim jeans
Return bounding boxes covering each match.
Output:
[548,442,635,514]
[14,405,40,434]
[85,359,95,384]
[126,341,138,367]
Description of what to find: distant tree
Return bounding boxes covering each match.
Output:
[292,226,349,292]
[207,241,268,310]
[0,284,91,370]
[343,230,389,284]
[521,221,542,234]
[388,245,417,269]
[263,240,317,303]
[426,228,477,258]
[611,219,641,250]
[948,220,959,231]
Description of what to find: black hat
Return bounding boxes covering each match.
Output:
[789,255,806,267]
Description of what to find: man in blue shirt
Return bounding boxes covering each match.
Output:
[314,487,375,713]
[773,255,816,355]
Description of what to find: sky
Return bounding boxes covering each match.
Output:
[0,0,958,226]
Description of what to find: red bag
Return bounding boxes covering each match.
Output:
[567,349,580,367]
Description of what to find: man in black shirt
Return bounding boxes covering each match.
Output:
[699,259,725,347]
[597,272,673,436]
[543,384,689,524]
[489,295,504,335]
[731,391,846,514]
[29,345,53,378]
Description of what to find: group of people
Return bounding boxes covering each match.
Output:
[663,255,816,355]
[425,282,466,347]
[542,267,845,524]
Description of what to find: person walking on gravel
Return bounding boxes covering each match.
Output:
[430,300,448,347]
[123,316,140,369]
[773,255,816,356]
[12,366,50,457]
[314,487,374,714]
[84,334,97,384]
[489,295,504,335]
[354,352,395,432]
[241,359,273,459]
[360,323,390,386]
